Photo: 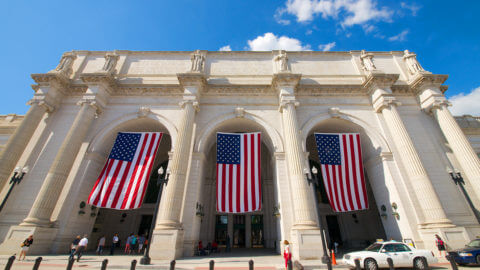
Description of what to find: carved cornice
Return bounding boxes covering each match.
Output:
[272,73,301,89]
[114,86,182,96]
[177,72,207,90]
[409,73,448,94]
[296,85,364,95]
[80,73,117,90]
[362,73,399,93]
[31,73,70,91]
[204,85,273,96]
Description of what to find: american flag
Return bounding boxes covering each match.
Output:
[216,132,261,213]
[88,132,162,210]
[314,133,368,212]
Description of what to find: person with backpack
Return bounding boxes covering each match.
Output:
[435,234,447,257]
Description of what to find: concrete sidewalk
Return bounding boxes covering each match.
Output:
[0,253,455,270]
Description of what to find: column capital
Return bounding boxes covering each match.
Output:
[372,95,401,113]
[179,100,200,112]
[27,97,55,113]
[362,73,399,95]
[76,97,104,115]
[278,98,299,112]
[31,73,70,92]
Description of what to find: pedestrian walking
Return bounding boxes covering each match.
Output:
[130,234,138,254]
[138,235,146,253]
[18,235,33,261]
[97,235,106,255]
[435,234,447,257]
[125,234,133,254]
[283,240,292,270]
[74,234,88,262]
[226,234,231,252]
[110,233,119,255]
[69,235,81,259]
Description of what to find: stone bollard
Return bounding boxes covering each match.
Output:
[66,257,75,270]
[447,255,458,270]
[249,259,254,270]
[287,259,293,270]
[32,257,42,270]
[354,259,361,270]
[4,255,15,270]
[209,259,214,270]
[386,257,394,270]
[293,260,304,270]
[101,259,108,270]
[170,260,176,270]
[130,259,137,270]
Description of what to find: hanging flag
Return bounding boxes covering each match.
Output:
[314,133,368,212]
[88,132,162,210]
[216,132,261,213]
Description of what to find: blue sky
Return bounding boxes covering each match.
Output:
[1,0,479,115]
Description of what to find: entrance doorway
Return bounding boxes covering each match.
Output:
[251,215,264,248]
[233,215,246,248]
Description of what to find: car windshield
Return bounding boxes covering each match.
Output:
[365,243,383,252]
[467,239,480,248]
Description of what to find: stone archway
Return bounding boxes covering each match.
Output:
[303,116,402,250]
[183,115,282,255]
[61,116,173,252]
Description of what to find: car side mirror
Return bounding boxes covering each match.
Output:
[381,249,387,253]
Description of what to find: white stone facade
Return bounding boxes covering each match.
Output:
[0,50,479,260]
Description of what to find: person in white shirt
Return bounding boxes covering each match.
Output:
[74,234,88,262]
[110,233,119,255]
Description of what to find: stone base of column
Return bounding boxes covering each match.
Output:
[419,218,456,229]
[417,225,473,255]
[290,228,323,260]
[0,225,58,255]
[182,239,196,257]
[149,228,185,260]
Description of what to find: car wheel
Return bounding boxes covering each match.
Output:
[476,254,480,265]
[413,257,427,270]
[364,258,378,270]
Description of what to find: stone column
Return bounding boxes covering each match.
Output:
[413,74,480,202]
[21,99,100,227]
[0,99,53,190]
[150,73,204,260]
[273,73,321,260]
[365,73,453,228]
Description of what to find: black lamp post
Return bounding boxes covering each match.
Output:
[305,166,332,270]
[140,166,169,265]
[447,168,480,224]
[0,166,28,212]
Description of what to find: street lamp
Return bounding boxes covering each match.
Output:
[0,166,29,212]
[305,165,332,270]
[447,167,480,224]
[140,166,170,265]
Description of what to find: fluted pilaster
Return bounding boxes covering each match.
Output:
[21,100,99,226]
[0,100,53,190]
[433,103,480,199]
[380,101,452,227]
[156,100,197,229]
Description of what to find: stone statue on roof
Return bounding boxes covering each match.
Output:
[190,50,205,72]
[275,50,289,72]
[403,50,425,75]
[360,50,376,71]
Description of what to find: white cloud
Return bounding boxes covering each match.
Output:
[401,2,420,16]
[219,45,232,51]
[449,87,480,116]
[274,8,291,25]
[362,24,376,33]
[281,0,392,27]
[247,33,311,51]
[388,29,409,41]
[318,41,336,51]
[306,29,313,35]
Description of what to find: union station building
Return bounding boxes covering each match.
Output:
[0,50,479,260]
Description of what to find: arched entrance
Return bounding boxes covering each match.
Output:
[305,117,396,251]
[85,116,172,251]
[195,117,280,252]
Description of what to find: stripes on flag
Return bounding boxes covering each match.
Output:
[216,132,261,213]
[88,132,162,210]
[314,133,368,212]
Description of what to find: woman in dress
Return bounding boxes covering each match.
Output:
[19,235,33,261]
[283,240,292,270]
